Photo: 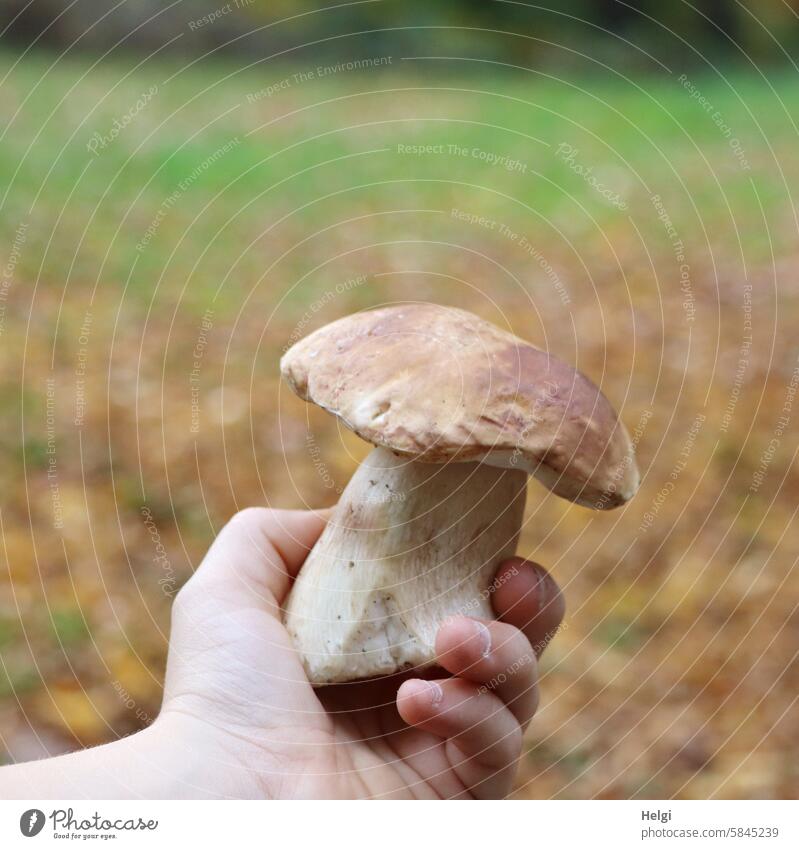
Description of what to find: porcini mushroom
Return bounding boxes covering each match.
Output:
[281,303,638,684]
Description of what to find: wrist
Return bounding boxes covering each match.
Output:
[0,712,255,800]
[125,712,260,799]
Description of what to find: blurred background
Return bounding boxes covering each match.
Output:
[0,0,798,799]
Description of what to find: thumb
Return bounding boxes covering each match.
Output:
[187,507,329,616]
[162,508,330,721]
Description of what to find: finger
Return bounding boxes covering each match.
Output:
[397,677,522,795]
[190,507,329,613]
[251,508,332,577]
[491,558,565,656]
[435,617,539,730]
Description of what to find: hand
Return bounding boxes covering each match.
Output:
[157,507,565,799]
[0,506,564,799]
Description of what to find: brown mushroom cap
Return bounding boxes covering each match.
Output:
[281,303,639,508]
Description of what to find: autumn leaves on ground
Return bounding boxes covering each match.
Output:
[0,52,797,798]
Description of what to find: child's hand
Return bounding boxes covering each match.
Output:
[0,507,564,799]
[158,507,565,799]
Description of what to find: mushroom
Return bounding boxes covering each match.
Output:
[281,303,639,684]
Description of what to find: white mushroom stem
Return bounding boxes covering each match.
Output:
[284,446,528,685]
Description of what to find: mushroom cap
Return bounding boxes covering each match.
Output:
[281,303,639,508]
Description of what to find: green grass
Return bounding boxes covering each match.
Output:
[1,51,795,311]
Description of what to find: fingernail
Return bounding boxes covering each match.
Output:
[425,680,444,706]
[473,620,492,658]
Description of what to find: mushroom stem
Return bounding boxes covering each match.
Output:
[284,446,528,684]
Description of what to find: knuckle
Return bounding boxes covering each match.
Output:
[171,580,196,620]
[505,724,524,761]
[494,626,534,664]
[221,507,276,549]
[506,721,524,753]
[226,506,270,531]
[171,573,219,625]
